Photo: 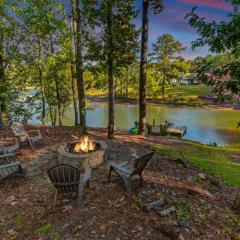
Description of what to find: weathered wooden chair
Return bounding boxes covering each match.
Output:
[0,138,19,154]
[0,154,24,181]
[47,164,92,207]
[11,122,44,149]
[108,151,155,192]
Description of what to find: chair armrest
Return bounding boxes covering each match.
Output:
[130,154,139,165]
[12,130,28,137]
[27,130,41,136]
[4,138,19,147]
[0,153,15,158]
[110,162,133,174]
[81,168,91,185]
[131,153,139,159]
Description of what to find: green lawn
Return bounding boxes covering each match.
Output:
[87,84,213,106]
[154,84,213,106]
[153,141,240,186]
[86,88,107,96]
[165,84,212,99]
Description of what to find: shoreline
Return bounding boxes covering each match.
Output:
[87,96,240,111]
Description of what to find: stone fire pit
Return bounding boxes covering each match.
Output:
[57,140,108,170]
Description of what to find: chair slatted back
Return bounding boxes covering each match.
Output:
[47,164,81,192]
[11,122,27,136]
[0,155,19,181]
[133,152,155,174]
[0,163,20,180]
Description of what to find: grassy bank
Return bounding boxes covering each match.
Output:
[157,84,212,106]
[165,84,212,99]
[153,141,240,186]
[86,84,213,106]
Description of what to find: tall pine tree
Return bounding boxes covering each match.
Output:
[138,0,163,135]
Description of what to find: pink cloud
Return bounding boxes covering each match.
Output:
[153,5,223,34]
[177,0,232,10]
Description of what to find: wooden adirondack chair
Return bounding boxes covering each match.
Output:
[108,151,155,192]
[47,164,92,207]
[0,154,24,181]
[0,138,19,154]
[11,122,43,149]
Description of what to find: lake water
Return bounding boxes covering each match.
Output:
[33,102,240,147]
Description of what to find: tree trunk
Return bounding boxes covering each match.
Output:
[162,57,168,100]
[49,36,62,126]
[125,67,129,98]
[107,1,114,139]
[70,12,79,126]
[138,0,149,135]
[38,39,46,125]
[39,68,46,125]
[74,0,86,132]
[162,82,165,100]
[43,11,62,125]
[49,103,55,126]
[0,28,5,128]
[70,64,79,126]
[162,65,166,100]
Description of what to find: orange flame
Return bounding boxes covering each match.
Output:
[74,136,95,153]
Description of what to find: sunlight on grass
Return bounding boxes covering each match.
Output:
[165,85,212,98]
[86,88,107,96]
[153,141,240,186]
[86,85,212,102]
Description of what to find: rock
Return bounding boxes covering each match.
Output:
[186,175,197,183]
[5,196,19,206]
[178,220,190,228]
[209,210,216,215]
[5,195,16,203]
[178,233,185,240]
[63,205,73,212]
[7,229,17,236]
[144,198,165,210]
[160,206,176,217]
[172,221,178,226]
[198,173,207,180]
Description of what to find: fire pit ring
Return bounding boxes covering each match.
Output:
[57,140,108,170]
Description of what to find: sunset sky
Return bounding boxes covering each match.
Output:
[135,0,232,59]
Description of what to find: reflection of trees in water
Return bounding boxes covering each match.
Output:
[31,102,240,146]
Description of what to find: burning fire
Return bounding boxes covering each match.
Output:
[74,136,96,153]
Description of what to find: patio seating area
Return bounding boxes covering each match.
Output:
[0,125,239,240]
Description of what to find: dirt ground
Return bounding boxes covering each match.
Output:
[0,126,239,240]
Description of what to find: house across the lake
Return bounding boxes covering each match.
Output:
[181,77,199,85]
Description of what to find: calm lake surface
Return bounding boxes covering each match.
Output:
[35,102,240,147]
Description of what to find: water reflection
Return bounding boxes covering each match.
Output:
[30,102,240,147]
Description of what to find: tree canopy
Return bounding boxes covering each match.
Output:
[186,0,240,100]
